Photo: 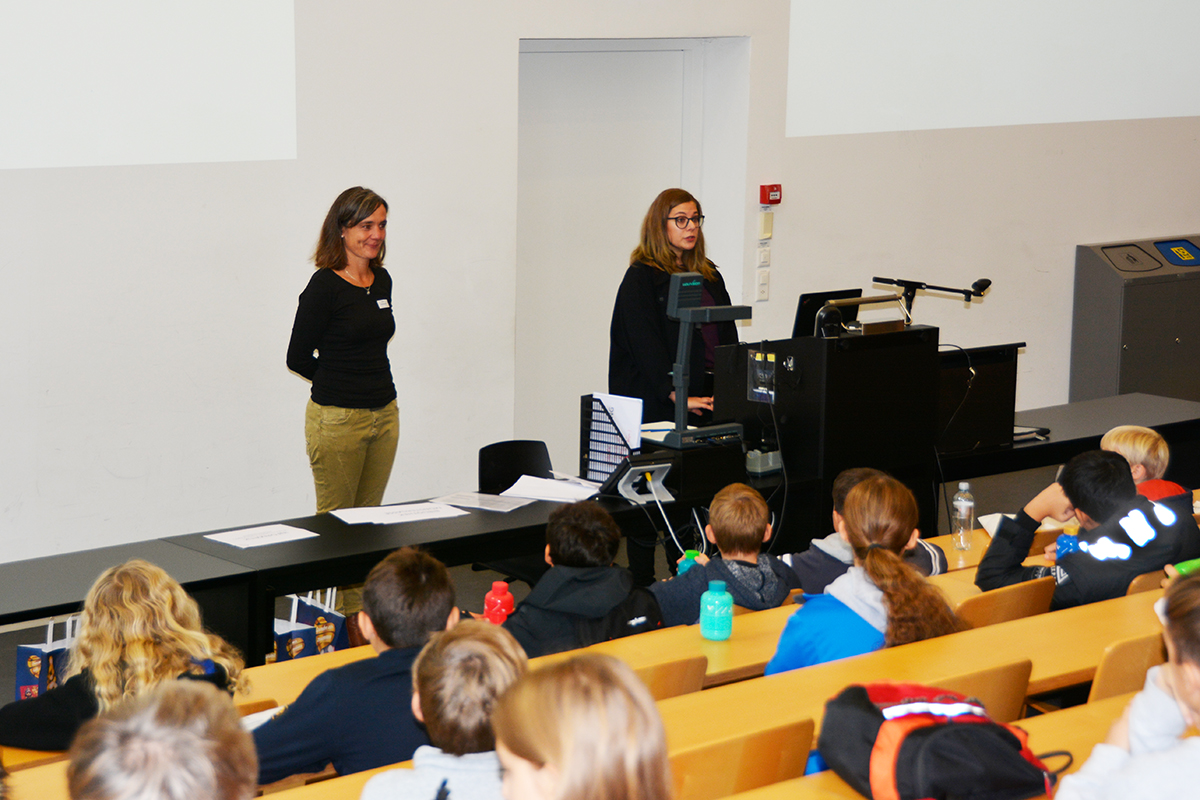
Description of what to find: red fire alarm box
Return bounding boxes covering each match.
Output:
[759,184,781,205]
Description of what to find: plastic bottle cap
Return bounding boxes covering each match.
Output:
[958,482,969,491]
[492,581,508,592]
[685,549,699,558]
[709,580,726,593]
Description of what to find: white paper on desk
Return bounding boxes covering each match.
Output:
[240,705,285,731]
[204,524,318,549]
[977,513,1076,537]
[432,492,534,513]
[501,475,597,502]
[331,502,469,525]
[977,513,1013,537]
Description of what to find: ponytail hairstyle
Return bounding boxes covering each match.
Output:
[630,188,717,282]
[842,476,962,647]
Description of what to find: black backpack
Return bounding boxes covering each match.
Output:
[818,682,1069,800]
[573,587,664,647]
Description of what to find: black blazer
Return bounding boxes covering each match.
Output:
[608,262,739,423]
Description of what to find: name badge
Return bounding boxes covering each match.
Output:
[377,299,390,309]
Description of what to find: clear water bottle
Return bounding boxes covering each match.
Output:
[699,580,733,641]
[951,482,975,551]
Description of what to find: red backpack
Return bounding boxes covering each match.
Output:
[818,682,1068,800]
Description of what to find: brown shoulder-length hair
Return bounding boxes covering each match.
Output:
[312,187,388,271]
[842,476,963,647]
[630,188,716,282]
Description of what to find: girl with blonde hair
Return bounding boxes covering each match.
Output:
[766,475,961,674]
[0,559,245,751]
[491,654,671,800]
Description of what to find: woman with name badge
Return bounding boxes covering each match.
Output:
[287,186,399,514]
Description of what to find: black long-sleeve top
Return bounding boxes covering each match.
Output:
[286,268,397,408]
[608,263,739,423]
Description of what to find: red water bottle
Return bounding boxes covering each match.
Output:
[483,581,515,624]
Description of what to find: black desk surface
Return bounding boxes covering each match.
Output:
[163,501,562,593]
[0,540,252,625]
[942,392,1200,481]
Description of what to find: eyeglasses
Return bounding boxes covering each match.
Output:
[667,214,705,229]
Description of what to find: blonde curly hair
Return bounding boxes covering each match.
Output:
[67,560,246,711]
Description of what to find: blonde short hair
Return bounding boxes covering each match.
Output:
[414,621,527,755]
[492,655,671,800]
[68,682,256,800]
[708,483,770,555]
[1100,425,1170,480]
[70,560,245,711]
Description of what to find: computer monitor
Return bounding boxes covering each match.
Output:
[792,288,863,337]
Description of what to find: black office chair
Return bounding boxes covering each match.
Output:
[478,440,553,494]
[472,440,554,587]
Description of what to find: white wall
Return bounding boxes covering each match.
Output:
[2,0,1198,562]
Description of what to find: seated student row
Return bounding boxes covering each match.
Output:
[17,573,1200,800]
[4,437,1194,785]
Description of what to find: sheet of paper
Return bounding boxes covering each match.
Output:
[594,392,643,450]
[550,471,603,491]
[976,513,1012,537]
[431,492,535,513]
[501,475,598,503]
[204,524,318,549]
[331,502,469,525]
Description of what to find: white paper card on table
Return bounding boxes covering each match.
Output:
[432,492,534,513]
[204,524,318,549]
[331,502,469,525]
[501,475,597,503]
[976,513,1013,537]
[550,471,602,492]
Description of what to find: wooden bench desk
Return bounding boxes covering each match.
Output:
[237,645,376,710]
[656,588,1162,745]
[722,691,1139,800]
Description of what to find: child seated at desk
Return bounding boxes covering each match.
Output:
[780,468,947,594]
[67,681,256,800]
[253,547,459,785]
[766,476,960,675]
[492,654,670,800]
[1056,573,1200,799]
[650,483,802,626]
[1101,424,1189,501]
[360,621,527,800]
[976,450,1195,608]
[502,501,655,657]
[0,559,245,752]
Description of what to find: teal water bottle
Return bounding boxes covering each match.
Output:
[678,550,700,575]
[699,580,733,641]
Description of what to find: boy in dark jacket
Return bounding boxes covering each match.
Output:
[781,468,947,594]
[253,547,458,784]
[976,450,1191,609]
[651,483,802,626]
[503,501,647,657]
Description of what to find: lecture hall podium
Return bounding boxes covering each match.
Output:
[714,325,939,550]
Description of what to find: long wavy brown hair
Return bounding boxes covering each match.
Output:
[67,560,246,711]
[842,476,962,647]
[630,188,717,281]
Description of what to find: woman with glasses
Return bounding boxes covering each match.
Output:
[608,188,739,426]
